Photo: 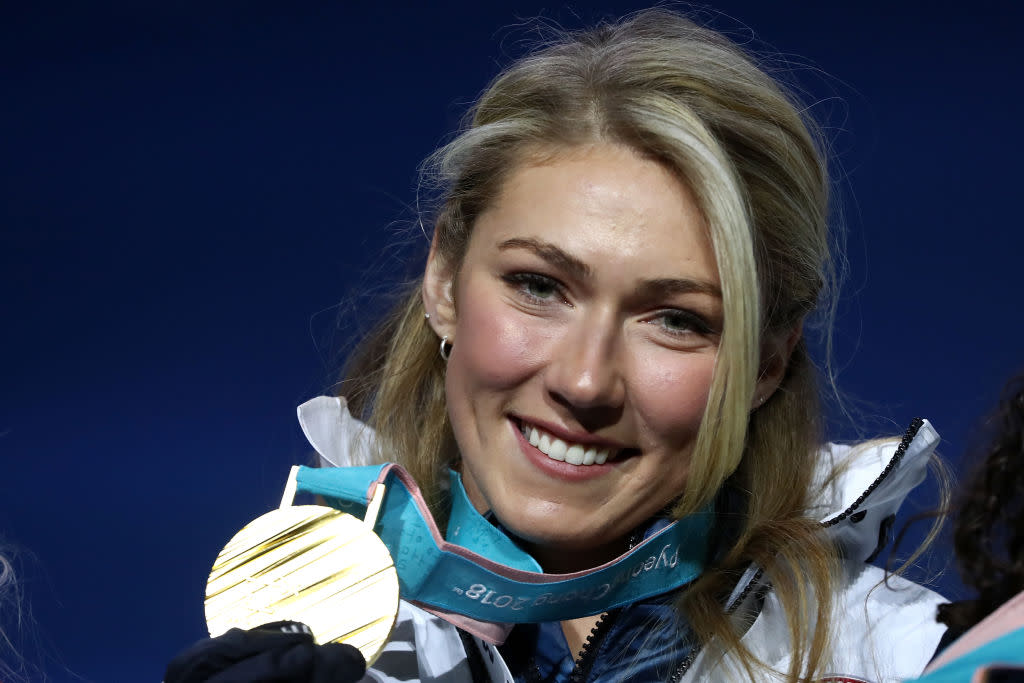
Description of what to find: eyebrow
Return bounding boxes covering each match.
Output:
[497,237,721,299]
[634,278,721,300]
[498,238,591,281]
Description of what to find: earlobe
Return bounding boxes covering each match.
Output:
[752,323,802,409]
[422,237,457,341]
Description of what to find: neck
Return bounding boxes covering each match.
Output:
[520,534,635,574]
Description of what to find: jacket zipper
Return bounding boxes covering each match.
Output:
[567,608,621,682]
[561,525,645,682]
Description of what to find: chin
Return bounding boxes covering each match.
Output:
[494,508,625,565]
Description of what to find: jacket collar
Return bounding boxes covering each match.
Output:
[812,418,939,562]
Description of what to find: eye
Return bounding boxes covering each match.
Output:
[502,272,564,303]
[651,309,714,337]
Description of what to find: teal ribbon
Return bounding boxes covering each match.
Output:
[296,464,711,623]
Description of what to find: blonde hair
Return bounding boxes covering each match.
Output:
[343,9,836,680]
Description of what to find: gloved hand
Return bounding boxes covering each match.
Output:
[164,621,367,683]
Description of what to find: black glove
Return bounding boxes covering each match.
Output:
[165,621,367,683]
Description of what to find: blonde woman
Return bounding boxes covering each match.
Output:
[170,8,948,683]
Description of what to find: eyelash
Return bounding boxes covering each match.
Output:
[502,272,565,304]
[649,309,714,337]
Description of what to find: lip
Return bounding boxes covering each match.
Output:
[509,417,624,482]
[511,415,631,451]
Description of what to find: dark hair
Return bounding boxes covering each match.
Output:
[938,373,1024,631]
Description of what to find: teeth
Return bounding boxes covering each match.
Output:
[548,438,567,461]
[521,422,613,467]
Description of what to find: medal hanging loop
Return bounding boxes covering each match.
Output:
[363,481,387,529]
[280,465,300,508]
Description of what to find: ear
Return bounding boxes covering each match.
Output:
[752,322,802,409]
[422,234,457,342]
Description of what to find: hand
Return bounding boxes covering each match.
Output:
[165,621,366,683]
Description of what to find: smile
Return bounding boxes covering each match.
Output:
[517,421,613,466]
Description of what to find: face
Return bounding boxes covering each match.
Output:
[425,144,723,572]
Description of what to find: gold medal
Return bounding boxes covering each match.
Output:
[205,467,399,666]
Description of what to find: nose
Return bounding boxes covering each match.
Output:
[544,312,625,425]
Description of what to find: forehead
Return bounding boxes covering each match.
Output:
[471,144,717,282]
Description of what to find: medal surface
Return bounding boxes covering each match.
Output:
[205,474,399,665]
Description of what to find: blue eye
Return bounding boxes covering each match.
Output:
[503,273,562,302]
[654,310,713,336]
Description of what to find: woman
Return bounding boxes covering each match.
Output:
[310,9,946,682]
[170,8,947,682]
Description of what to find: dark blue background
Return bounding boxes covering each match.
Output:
[2,2,1021,680]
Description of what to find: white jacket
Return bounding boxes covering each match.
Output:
[298,397,947,682]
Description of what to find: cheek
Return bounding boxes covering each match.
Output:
[632,352,717,443]
[451,291,541,388]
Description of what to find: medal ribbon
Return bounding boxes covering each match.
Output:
[295,464,711,624]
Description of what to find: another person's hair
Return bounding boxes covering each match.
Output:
[938,374,1024,632]
[343,10,837,679]
[0,549,26,682]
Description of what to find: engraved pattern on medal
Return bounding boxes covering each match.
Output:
[205,505,399,665]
